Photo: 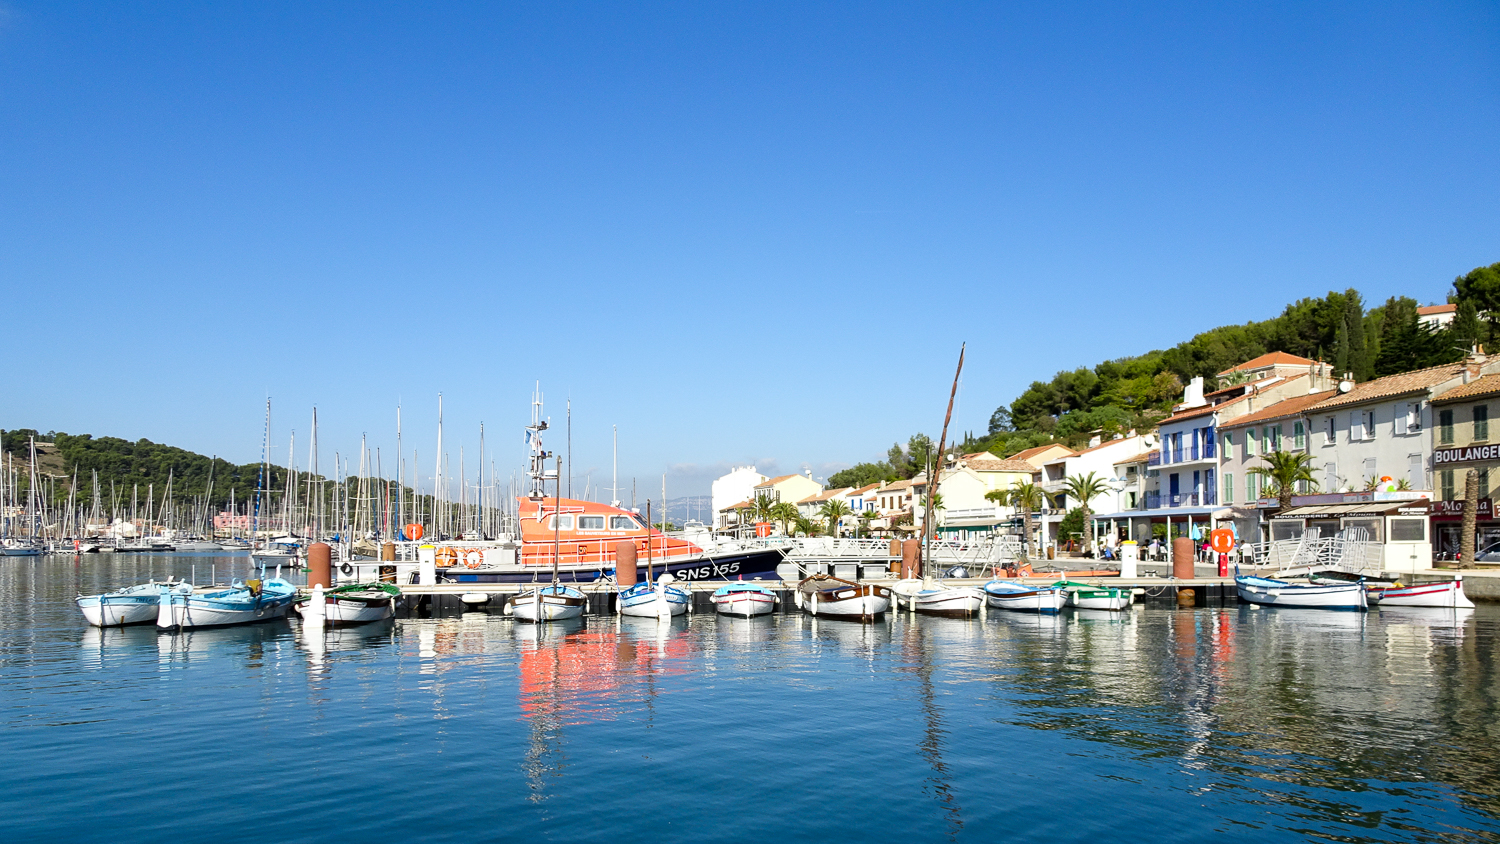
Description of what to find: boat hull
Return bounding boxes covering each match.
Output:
[797,576,891,619]
[78,594,160,626]
[297,594,396,625]
[911,588,984,617]
[711,588,777,617]
[510,587,587,622]
[1375,580,1475,609]
[984,581,1066,613]
[1,546,41,557]
[618,583,690,617]
[433,547,786,584]
[157,581,298,629]
[1236,576,1368,610]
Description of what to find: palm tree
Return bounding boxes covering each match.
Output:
[769,501,799,536]
[750,494,776,528]
[988,481,1044,559]
[792,514,823,537]
[1249,451,1320,510]
[1061,471,1109,555]
[858,509,878,537]
[819,499,852,537]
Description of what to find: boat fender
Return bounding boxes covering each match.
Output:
[340,563,354,576]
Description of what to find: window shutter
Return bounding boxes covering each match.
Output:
[1395,404,1408,435]
[1365,411,1376,440]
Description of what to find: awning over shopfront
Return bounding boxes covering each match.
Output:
[1090,507,1222,520]
[1272,500,1429,520]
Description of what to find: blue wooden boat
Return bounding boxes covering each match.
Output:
[983,579,1066,613]
[157,577,298,629]
[619,580,690,617]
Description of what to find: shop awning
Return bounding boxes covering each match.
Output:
[1272,501,1429,520]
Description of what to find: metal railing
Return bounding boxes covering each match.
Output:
[1244,528,1382,576]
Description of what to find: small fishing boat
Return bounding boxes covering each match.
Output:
[77,579,192,627]
[1057,580,1133,611]
[710,583,778,617]
[796,574,891,620]
[893,579,983,617]
[1235,574,1368,610]
[1373,578,1475,609]
[295,582,401,625]
[157,577,298,629]
[618,578,690,618]
[509,584,587,622]
[983,579,1066,613]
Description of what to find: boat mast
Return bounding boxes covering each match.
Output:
[923,343,966,584]
[611,425,619,507]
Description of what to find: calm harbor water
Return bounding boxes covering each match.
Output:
[3,554,1499,843]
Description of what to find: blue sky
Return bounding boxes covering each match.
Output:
[2,2,1497,499]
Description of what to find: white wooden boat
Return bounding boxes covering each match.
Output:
[983,579,1066,613]
[618,578,690,617]
[508,584,587,622]
[1235,574,1367,610]
[1374,579,1475,609]
[796,574,891,620]
[77,579,192,627]
[1057,580,1133,611]
[893,578,983,617]
[710,583,777,617]
[296,582,400,625]
[157,577,298,629]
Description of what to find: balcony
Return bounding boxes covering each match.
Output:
[1148,452,1162,467]
[1145,491,1162,510]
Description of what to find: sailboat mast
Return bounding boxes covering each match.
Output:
[923,343,966,582]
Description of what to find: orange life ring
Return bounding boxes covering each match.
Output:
[463,549,483,569]
[434,547,458,567]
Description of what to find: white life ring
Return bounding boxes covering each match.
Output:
[463,549,484,569]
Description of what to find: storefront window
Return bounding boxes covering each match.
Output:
[1342,518,1383,543]
[1389,518,1425,542]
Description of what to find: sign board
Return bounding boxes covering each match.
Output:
[1434,445,1500,466]
[1429,499,1491,522]
[1209,527,1235,554]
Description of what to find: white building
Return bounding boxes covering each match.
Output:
[711,466,767,530]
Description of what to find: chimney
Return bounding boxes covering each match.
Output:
[1182,376,1206,408]
[1088,434,1102,448]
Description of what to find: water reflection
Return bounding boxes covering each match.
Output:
[900,619,965,841]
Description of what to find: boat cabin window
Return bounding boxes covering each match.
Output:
[578,515,605,530]
[547,515,574,531]
[610,515,641,530]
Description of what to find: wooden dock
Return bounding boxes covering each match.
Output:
[390,575,1239,614]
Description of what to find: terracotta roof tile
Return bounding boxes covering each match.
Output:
[963,458,1039,473]
[1418,304,1457,316]
[1310,362,1472,411]
[1113,450,1154,465]
[1162,394,1249,424]
[849,483,882,495]
[1219,391,1336,428]
[1217,351,1317,376]
[1009,444,1075,463]
[1434,373,1500,403]
[754,474,801,487]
